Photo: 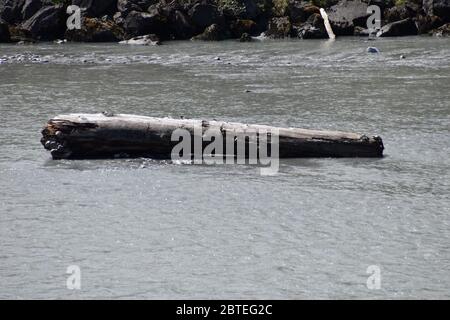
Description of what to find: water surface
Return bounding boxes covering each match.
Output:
[0,36,449,299]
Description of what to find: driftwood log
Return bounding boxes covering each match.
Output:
[41,113,384,160]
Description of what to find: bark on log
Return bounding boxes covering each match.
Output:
[41,113,384,159]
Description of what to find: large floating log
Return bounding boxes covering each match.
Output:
[41,113,384,159]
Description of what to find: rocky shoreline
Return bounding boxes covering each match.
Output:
[0,0,449,44]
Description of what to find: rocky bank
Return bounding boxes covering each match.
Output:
[0,0,449,43]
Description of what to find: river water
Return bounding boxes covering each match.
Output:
[0,36,449,299]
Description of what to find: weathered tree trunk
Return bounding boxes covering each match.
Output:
[41,113,384,159]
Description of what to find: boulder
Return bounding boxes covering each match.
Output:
[353,25,370,35]
[272,0,289,16]
[423,0,433,15]
[65,17,125,42]
[434,0,450,17]
[7,24,34,42]
[429,22,450,35]
[113,11,125,25]
[416,14,443,33]
[243,0,259,19]
[71,0,117,18]
[188,3,222,29]
[119,33,160,44]
[219,0,247,19]
[168,9,196,39]
[239,31,252,41]
[376,18,418,36]
[0,18,10,42]
[292,13,327,39]
[423,0,450,22]
[367,0,394,11]
[191,23,225,41]
[20,5,66,40]
[21,0,42,21]
[230,18,258,37]
[287,1,319,24]
[117,0,159,15]
[294,23,327,38]
[0,0,26,24]
[327,0,369,35]
[123,9,167,38]
[266,16,291,38]
[367,46,380,53]
[384,3,419,24]
[218,0,263,20]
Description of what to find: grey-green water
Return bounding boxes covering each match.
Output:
[0,36,449,299]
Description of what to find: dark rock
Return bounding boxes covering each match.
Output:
[117,0,158,15]
[123,9,167,38]
[122,2,198,40]
[292,13,327,39]
[226,0,270,32]
[168,9,196,39]
[429,22,450,35]
[287,1,320,24]
[21,5,66,41]
[7,24,33,42]
[294,23,327,38]
[272,0,290,16]
[307,12,325,28]
[218,0,261,20]
[367,46,380,53]
[230,19,258,37]
[266,16,291,38]
[191,23,225,41]
[117,0,140,14]
[423,0,450,22]
[243,0,259,19]
[384,3,419,24]
[0,18,10,42]
[219,0,247,19]
[152,0,185,17]
[367,0,394,11]
[376,18,418,36]
[423,0,433,15]
[71,0,117,18]
[327,0,369,35]
[113,11,124,25]
[416,14,443,33]
[189,3,221,29]
[0,0,26,24]
[353,25,370,35]
[21,0,42,21]
[310,0,340,6]
[65,17,125,42]
[239,31,252,41]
